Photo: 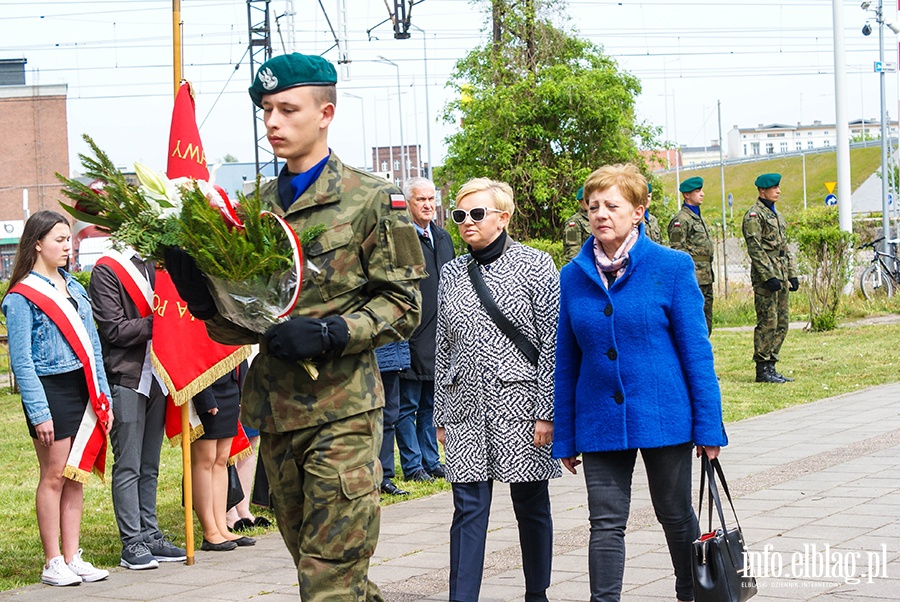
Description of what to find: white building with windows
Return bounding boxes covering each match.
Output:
[727,119,896,158]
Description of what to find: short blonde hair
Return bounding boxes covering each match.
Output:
[583,164,647,209]
[455,178,516,220]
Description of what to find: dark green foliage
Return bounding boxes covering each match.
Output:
[439,1,659,240]
[789,207,857,331]
[56,134,180,261]
[178,183,292,282]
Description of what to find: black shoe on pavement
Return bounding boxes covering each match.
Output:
[428,464,446,479]
[380,479,410,496]
[404,468,435,483]
[201,539,237,552]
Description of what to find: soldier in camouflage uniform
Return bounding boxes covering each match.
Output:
[166,53,425,601]
[644,183,662,243]
[668,177,714,334]
[742,173,798,384]
[562,186,592,262]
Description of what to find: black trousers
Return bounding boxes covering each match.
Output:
[449,479,552,602]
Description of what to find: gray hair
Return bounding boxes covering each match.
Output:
[403,177,436,200]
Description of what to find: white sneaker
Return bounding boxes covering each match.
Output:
[67,549,109,583]
[41,555,82,586]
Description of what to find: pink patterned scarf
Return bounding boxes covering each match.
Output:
[593,226,639,288]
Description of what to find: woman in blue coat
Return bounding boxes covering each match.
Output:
[554,164,728,602]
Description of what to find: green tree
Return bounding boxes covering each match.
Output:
[439,0,658,240]
[219,154,239,163]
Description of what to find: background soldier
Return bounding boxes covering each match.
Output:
[167,52,425,601]
[742,173,798,384]
[644,183,662,243]
[668,176,714,334]
[562,186,591,261]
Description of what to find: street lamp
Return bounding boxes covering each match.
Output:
[861,0,900,244]
[377,56,407,184]
[342,93,368,171]
[409,24,433,180]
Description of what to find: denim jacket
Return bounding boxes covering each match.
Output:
[2,269,112,426]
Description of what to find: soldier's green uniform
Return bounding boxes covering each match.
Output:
[563,210,591,261]
[668,177,714,334]
[208,54,426,602]
[563,186,591,262]
[645,212,662,243]
[742,173,797,383]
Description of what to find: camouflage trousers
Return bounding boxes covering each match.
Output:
[700,283,714,336]
[259,409,385,602]
[752,285,789,363]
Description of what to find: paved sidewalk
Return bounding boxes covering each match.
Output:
[3,384,899,601]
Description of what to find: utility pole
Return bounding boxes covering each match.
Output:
[718,100,729,297]
[248,0,276,177]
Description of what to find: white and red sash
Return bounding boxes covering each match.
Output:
[94,249,152,317]
[10,274,110,483]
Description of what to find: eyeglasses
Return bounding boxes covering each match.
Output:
[450,207,505,224]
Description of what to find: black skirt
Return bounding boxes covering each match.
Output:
[196,370,241,440]
[27,369,89,440]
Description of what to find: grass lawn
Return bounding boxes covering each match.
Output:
[2,317,899,590]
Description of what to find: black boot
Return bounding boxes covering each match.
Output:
[771,363,794,382]
[756,362,785,383]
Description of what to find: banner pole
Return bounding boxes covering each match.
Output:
[172,0,194,567]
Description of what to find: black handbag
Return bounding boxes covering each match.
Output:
[226,462,245,511]
[691,455,758,602]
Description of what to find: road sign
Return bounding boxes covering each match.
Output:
[825,194,838,206]
[890,193,894,206]
[824,181,837,194]
[727,192,733,207]
[875,61,898,73]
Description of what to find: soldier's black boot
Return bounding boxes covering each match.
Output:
[771,363,794,382]
[756,362,785,383]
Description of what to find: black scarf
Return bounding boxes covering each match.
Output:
[470,231,509,265]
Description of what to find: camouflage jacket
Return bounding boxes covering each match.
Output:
[206,153,426,433]
[562,211,592,262]
[742,197,796,287]
[667,205,715,285]
[645,213,662,244]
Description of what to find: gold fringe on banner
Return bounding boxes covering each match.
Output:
[63,465,93,484]
[228,445,254,466]
[167,423,205,448]
[151,345,252,406]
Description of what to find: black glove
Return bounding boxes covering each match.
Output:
[263,316,350,361]
[788,277,799,291]
[163,247,218,320]
[765,277,782,292]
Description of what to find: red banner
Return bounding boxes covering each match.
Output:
[167,81,209,181]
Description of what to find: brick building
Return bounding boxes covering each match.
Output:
[0,58,70,277]
[371,144,426,187]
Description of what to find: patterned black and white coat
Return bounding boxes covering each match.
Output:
[434,241,562,484]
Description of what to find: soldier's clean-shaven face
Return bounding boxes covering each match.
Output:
[759,185,780,202]
[261,86,333,172]
[683,188,704,206]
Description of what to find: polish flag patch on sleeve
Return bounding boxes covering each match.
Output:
[749,212,757,217]
[673,221,681,227]
[390,193,407,209]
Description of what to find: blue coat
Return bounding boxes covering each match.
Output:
[553,232,727,458]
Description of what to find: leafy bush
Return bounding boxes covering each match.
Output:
[70,270,92,290]
[789,207,857,331]
[522,238,565,270]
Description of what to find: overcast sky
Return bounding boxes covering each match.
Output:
[2,0,897,174]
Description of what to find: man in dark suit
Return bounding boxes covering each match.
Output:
[397,177,455,482]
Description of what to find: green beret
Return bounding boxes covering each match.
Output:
[576,186,584,201]
[647,183,653,194]
[249,53,337,108]
[679,177,703,194]
[755,173,782,189]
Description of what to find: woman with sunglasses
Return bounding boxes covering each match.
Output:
[434,178,561,602]
[553,163,728,602]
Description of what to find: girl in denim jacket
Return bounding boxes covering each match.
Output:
[2,211,112,586]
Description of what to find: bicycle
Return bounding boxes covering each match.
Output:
[859,237,900,300]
